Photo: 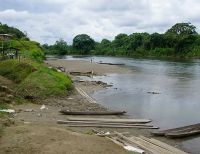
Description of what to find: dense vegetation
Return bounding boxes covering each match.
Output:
[0,23,28,40]
[44,23,200,58]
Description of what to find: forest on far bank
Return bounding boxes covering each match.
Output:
[43,22,200,58]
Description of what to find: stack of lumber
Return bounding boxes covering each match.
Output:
[57,117,158,129]
[109,132,188,154]
[151,123,200,138]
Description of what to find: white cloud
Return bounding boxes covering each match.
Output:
[0,0,200,44]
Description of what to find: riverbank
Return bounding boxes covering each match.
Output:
[0,59,132,154]
[0,58,190,154]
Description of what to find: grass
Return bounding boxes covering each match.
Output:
[0,59,36,83]
[3,40,45,62]
[17,65,73,98]
[0,59,73,99]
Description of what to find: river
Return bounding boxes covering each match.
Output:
[61,55,200,154]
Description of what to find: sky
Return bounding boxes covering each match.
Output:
[0,0,200,45]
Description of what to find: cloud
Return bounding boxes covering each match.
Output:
[0,0,200,44]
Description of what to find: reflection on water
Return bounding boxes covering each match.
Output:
[64,55,200,153]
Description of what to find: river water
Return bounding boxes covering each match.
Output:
[62,55,200,153]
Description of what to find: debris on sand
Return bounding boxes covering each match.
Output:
[0,109,15,113]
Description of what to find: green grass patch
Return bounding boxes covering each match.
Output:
[3,40,45,62]
[0,103,9,119]
[0,59,36,83]
[17,66,73,98]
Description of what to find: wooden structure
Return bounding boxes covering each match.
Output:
[151,123,200,138]
[0,34,20,60]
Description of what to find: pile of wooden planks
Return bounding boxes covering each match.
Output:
[95,130,188,154]
[57,117,158,129]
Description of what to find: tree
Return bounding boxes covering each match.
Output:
[42,39,68,55]
[150,33,165,49]
[72,34,95,54]
[0,22,28,39]
[166,23,197,35]
[113,33,128,48]
[53,39,68,55]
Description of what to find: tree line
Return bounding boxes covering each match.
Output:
[43,23,200,58]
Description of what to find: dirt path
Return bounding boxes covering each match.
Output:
[0,124,132,154]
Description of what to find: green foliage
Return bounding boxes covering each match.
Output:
[166,22,197,35]
[90,22,200,58]
[0,22,28,39]
[0,60,36,83]
[43,39,68,55]
[72,34,95,54]
[11,40,45,61]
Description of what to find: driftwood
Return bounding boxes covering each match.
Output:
[60,110,126,115]
[98,62,125,66]
[67,117,151,123]
[151,123,200,138]
[69,71,95,76]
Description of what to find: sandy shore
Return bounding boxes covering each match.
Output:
[46,59,131,75]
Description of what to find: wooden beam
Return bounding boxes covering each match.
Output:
[141,137,188,154]
[63,124,158,129]
[67,117,151,123]
[57,120,154,127]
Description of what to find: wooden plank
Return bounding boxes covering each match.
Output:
[75,87,97,104]
[63,124,158,129]
[148,138,188,154]
[114,132,157,154]
[57,120,154,127]
[59,110,126,115]
[130,136,173,154]
[67,117,151,123]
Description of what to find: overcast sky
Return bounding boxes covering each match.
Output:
[0,0,200,44]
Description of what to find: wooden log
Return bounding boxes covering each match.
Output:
[59,110,126,115]
[57,120,153,126]
[67,117,151,123]
[62,124,158,129]
[98,62,125,66]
